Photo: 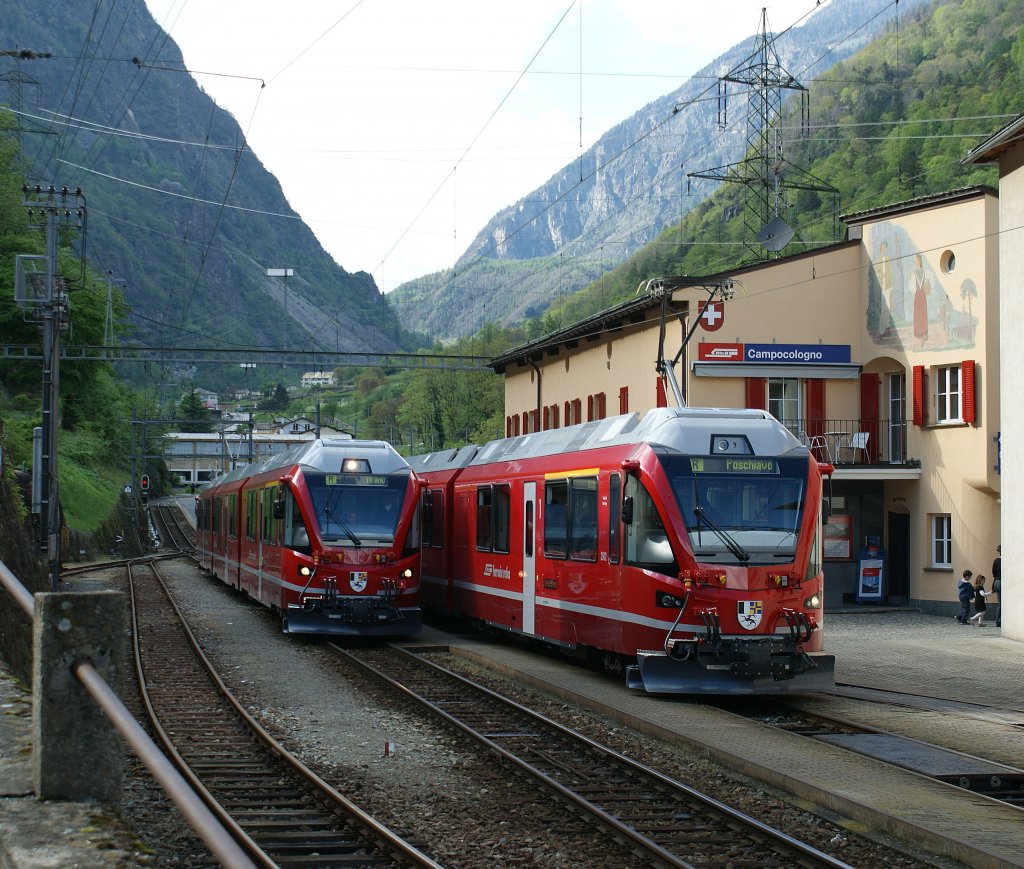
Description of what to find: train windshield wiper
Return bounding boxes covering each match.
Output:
[324,505,361,546]
[693,505,750,563]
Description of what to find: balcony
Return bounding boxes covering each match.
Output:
[790,418,912,467]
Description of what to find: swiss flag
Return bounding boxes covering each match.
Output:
[700,301,725,331]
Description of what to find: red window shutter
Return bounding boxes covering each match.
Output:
[572,398,581,424]
[542,406,550,430]
[656,377,667,408]
[551,404,560,429]
[587,394,594,422]
[596,392,606,419]
[962,360,976,424]
[505,416,512,438]
[563,401,570,425]
[745,377,766,410]
[912,365,925,426]
[859,372,880,462]
[521,411,529,434]
[619,386,629,414]
[805,379,825,437]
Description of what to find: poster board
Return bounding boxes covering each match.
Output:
[823,514,853,559]
[857,555,885,601]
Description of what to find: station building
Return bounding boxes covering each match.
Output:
[492,186,1001,615]
[966,114,1024,642]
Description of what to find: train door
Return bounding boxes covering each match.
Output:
[522,481,537,635]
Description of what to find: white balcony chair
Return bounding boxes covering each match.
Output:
[840,431,870,463]
[799,430,831,462]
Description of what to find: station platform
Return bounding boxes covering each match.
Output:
[1,607,1021,866]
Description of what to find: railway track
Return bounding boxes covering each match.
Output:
[151,501,196,553]
[332,643,856,869]
[128,559,441,869]
[732,692,1024,807]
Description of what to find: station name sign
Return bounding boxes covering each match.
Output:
[698,343,851,364]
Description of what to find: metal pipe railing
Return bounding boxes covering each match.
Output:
[0,559,257,869]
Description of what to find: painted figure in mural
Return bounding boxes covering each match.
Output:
[911,254,930,349]
[882,241,906,326]
[876,241,894,335]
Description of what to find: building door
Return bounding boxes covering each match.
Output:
[889,373,906,463]
[887,511,910,602]
[522,481,537,635]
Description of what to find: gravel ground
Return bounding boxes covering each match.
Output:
[110,558,963,868]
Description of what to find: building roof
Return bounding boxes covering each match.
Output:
[840,186,995,226]
[963,113,1024,164]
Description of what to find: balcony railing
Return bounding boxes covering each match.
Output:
[787,418,909,466]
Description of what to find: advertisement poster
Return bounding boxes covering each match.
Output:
[823,514,852,559]
[857,558,885,601]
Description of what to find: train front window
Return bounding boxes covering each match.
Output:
[661,455,806,565]
[305,471,412,546]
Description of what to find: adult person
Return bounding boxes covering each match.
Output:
[992,544,1002,628]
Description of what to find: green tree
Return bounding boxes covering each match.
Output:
[177,390,212,432]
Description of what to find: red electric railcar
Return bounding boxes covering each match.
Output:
[411,407,834,694]
[197,438,422,636]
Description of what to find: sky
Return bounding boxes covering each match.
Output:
[143,1,822,291]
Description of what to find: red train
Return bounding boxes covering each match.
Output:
[196,438,422,636]
[410,407,835,694]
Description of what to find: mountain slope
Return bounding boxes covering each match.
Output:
[388,0,930,341]
[0,0,414,371]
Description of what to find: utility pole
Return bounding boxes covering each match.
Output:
[15,184,86,590]
[687,10,836,260]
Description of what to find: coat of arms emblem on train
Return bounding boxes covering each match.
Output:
[349,572,368,592]
[737,600,763,630]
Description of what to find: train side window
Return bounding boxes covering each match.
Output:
[213,496,222,535]
[423,489,444,549]
[544,480,568,558]
[245,490,257,541]
[623,477,675,567]
[421,489,434,547]
[282,489,310,552]
[476,486,493,550]
[569,477,598,561]
[493,485,511,554]
[608,473,621,564]
[261,486,281,545]
[475,484,510,553]
[227,494,238,539]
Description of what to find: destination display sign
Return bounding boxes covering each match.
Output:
[690,457,779,474]
[325,473,387,486]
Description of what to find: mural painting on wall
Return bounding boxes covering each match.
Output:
[866,223,977,351]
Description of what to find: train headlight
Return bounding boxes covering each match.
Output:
[403,568,413,578]
[803,593,821,609]
[299,565,312,577]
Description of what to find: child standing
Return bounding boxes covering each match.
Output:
[956,570,974,624]
[969,575,992,626]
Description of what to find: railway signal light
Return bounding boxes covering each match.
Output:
[140,474,150,493]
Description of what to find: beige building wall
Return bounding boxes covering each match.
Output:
[499,190,1001,613]
[994,143,1024,640]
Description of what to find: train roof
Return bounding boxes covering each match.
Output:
[408,407,803,473]
[206,438,411,489]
